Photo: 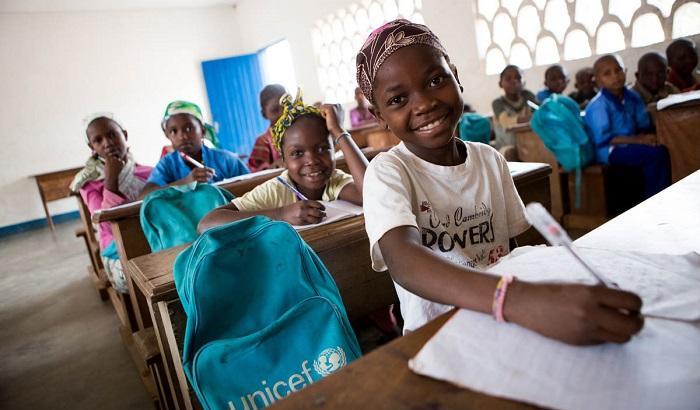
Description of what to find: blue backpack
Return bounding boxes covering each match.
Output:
[458,112,492,144]
[140,182,234,252]
[173,216,361,409]
[530,94,594,207]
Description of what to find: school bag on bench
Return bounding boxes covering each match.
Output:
[173,216,361,409]
[530,94,594,207]
[140,182,234,252]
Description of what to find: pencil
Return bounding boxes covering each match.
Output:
[180,152,216,176]
[275,176,308,201]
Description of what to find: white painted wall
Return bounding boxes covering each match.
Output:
[0,7,241,227]
[233,0,699,114]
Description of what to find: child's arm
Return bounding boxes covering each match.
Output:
[379,226,644,345]
[320,104,369,205]
[139,168,214,199]
[197,201,326,233]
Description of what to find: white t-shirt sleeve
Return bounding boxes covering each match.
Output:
[494,151,531,238]
[363,155,419,272]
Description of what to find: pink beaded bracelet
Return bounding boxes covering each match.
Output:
[492,275,515,322]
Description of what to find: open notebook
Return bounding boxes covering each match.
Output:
[292,200,363,231]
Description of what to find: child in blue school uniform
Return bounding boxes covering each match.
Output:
[536,64,569,103]
[140,100,249,197]
[357,19,643,344]
[584,54,671,199]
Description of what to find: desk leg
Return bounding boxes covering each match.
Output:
[154,301,193,410]
[36,179,55,233]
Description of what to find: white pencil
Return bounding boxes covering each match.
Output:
[180,152,216,176]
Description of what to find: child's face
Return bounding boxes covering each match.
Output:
[163,114,203,157]
[575,70,596,95]
[281,116,335,196]
[371,45,463,156]
[499,67,524,97]
[262,97,283,124]
[545,67,569,94]
[595,57,626,94]
[87,118,128,160]
[669,43,698,76]
[636,58,667,94]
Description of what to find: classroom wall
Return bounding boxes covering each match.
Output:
[232,0,699,114]
[0,7,241,228]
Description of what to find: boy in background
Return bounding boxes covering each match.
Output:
[632,52,679,105]
[568,67,597,109]
[536,64,569,102]
[248,84,287,172]
[666,38,700,92]
[584,54,670,199]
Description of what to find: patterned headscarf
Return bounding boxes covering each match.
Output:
[83,112,124,145]
[271,89,323,153]
[161,100,219,147]
[356,19,449,104]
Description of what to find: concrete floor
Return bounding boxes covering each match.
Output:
[0,220,153,409]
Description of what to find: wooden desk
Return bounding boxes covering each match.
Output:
[650,99,700,183]
[270,169,700,410]
[31,166,82,232]
[126,163,551,410]
[349,124,399,149]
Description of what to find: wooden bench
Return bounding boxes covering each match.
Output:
[126,163,552,409]
[30,166,83,232]
[649,99,700,183]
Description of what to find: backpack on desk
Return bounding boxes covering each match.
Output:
[173,216,361,410]
[530,94,594,206]
[140,182,234,252]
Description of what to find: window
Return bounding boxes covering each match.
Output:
[312,0,424,103]
[473,0,700,75]
[258,39,298,94]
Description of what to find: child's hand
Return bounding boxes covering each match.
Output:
[103,155,125,193]
[319,104,344,135]
[278,200,326,225]
[184,167,215,183]
[507,282,644,345]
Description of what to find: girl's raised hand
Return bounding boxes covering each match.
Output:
[505,282,644,345]
[319,104,344,135]
[278,200,326,225]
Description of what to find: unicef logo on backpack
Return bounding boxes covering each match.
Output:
[313,347,347,376]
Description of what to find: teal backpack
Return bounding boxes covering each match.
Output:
[173,216,361,409]
[458,112,492,144]
[140,182,233,252]
[529,94,594,207]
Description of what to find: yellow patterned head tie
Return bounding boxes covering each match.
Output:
[271,89,323,153]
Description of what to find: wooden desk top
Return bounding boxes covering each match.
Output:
[270,309,533,409]
[127,163,550,305]
[31,166,83,202]
[128,215,368,304]
[94,147,386,224]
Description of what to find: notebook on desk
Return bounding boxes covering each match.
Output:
[292,200,363,232]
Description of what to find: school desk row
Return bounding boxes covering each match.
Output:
[125,161,552,409]
[508,98,700,230]
[268,169,700,410]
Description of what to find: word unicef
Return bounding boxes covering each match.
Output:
[227,347,347,410]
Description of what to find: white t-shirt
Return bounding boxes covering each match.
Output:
[363,140,530,332]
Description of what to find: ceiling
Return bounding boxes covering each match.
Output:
[0,0,239,13]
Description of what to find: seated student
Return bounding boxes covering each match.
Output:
[349,86,377,128]
[536,64,569,102]
[584,54,671,199]
[357,19,643,344]
[141,101,249,197]
[568,67,597,109]
[198,91,368,231]
[632,52,680,105]
[248,84,286,172]
[666,38,700,92]
[70,114,153,293]
[491,65,537,160]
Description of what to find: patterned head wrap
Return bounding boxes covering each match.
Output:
[161,100,219,147]
[271,88,323,153]
[356,19,449,105]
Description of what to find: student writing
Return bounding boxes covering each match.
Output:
[70,114,153,293]
[140,100,249,197]
[357,19,644,345]
[198,91,368,231]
